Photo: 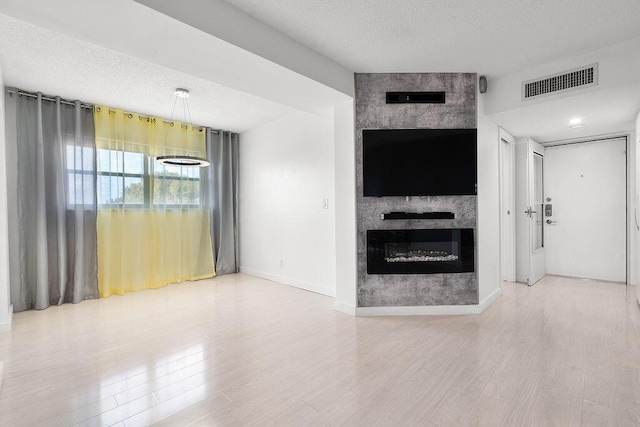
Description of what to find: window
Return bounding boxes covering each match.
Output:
[97,149,145,207]
[153,163,201,207]
[95,148,202,209]
[66,145,96,206]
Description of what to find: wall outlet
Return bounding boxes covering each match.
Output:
[279,259,284,268]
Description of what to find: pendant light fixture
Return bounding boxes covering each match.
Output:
[156,88,210,167]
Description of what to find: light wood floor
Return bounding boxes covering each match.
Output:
[0,274,639,426]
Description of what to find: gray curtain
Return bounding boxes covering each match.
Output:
[205,129,239,275]
[5,91,99,311]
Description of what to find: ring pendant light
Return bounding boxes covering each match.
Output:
[156,88,210,167]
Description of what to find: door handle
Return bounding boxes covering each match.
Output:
[524,207,537,217]
[546,219,557,224]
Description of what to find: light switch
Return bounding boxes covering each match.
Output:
[322,198,329,209]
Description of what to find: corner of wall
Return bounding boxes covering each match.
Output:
[333,299,356,316]
[476,81,503,304]
[333,100,357,310]
[0,59,13,332]
[0,306,12,334]
[635,113,640,303]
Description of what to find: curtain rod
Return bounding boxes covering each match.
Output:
[99,107,207,131]
[6,87,222,134]
[6,87,93,109]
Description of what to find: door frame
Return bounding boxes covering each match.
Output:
[499,128,516,283]
[542,133,631,284]
[527,138,546,285]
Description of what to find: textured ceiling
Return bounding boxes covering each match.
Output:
[221,0,640,77]
[1,0,639,142]
[0,14,295,133]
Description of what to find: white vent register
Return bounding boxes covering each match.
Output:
[522,63,598,100]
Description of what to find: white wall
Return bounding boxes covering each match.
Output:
[629,128,637,287]
[0,59,13,333]
[332,100,357,314]
[485,37,640,115]
[239,112,337,297]
[477,85,503,306]
[636,112,640,302]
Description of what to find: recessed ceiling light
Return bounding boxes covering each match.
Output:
[569,117,582,127]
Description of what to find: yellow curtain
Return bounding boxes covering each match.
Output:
[94,106,215,298]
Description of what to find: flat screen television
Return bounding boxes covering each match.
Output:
[362,128,477,197]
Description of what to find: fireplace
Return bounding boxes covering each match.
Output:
[367,229,474,274]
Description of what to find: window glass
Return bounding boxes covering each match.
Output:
[98,149,123,174]
[123,151,144,175]
[67,173,96,205]
[153,178,200,206]
[153,163,200,207]
[90,148,202,208]
[122,177,144,205]
[66,145,95,171]
[66,145,95,206]
[98,175,123,205]
[533,153,544,250]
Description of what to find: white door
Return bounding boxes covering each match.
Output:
[544,138,626,282]
[515,137,545,285]
[528,139,545,285]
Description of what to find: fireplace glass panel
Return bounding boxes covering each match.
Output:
[367,229,474,274]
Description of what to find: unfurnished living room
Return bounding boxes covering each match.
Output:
[0,0,639,426]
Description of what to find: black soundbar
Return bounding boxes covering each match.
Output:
[386,91,446,104]
[381,212,455,220]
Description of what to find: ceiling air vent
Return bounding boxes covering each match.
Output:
[522,63,598,100]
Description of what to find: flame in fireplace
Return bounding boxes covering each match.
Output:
[385,250,458,263]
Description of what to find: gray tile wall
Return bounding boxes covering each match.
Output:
[355,73,478,307]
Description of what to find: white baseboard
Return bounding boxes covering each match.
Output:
[356,305,478,316]
[353,287,503,317]
[479,287,503,312]
[333,300,356,316]
[0,305,13,333]
[239,267,336,298]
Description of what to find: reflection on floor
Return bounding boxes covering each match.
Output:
[0,274,639,426]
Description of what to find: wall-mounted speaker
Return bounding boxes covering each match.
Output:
[479,76,487,94]
[386,91,445,104]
